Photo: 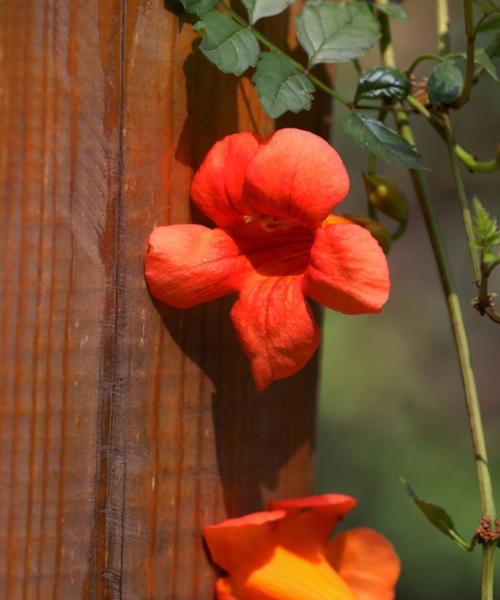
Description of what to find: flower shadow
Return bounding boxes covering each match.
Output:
[158,0,328,520]
[155,295,319,519]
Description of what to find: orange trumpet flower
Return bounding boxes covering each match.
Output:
[204,494,400,600]
[145,129,390,390]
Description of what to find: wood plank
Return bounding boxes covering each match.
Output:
[0,1,328,598]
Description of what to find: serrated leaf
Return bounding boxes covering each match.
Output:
[355,66,410,101]
[343,112,427,170]
[400,477,472,552]
[179,0,218,14]
[375,3,409,20]
[241,0,294,24]
[296,0,380,66]
[428,61,464,106]
[252,51,315,118]
[194,10,260,76]
[473,196,500,251]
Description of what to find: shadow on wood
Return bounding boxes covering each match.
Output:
[0,1,330,598]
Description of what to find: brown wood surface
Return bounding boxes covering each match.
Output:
[0,2,330,598]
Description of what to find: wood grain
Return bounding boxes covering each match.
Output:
[0,2,330,598]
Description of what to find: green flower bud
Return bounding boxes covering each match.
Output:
[363,174,409,223]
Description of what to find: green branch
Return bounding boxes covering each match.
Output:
[453,0,476,108]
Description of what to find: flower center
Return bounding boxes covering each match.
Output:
[244,215,295,232]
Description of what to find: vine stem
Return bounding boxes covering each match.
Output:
[453,0,476,108]
[444,119,481,280]
[220,1,353,108]
[376,1,496,598]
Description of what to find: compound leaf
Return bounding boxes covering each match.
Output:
[194,10,260,76]
[241,0,294,24]
[252,51,315,118]
[296,0,380,66]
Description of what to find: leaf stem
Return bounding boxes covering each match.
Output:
[405,53,443,75]
[219,1,353,108]
[454,144,500,173]
[376,2,497,597]
[444,120,481,280]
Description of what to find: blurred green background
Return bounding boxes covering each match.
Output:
[315,1,500,598]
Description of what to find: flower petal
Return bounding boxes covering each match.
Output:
[191,132,261,229]
[304,223,390,314]
[204,510,286,574]
[216,578,238,600]
[243,129,350,226]
[267,495,357,549]
[231,275,320,390]
[242,547,357,600]
[145,225,247,308]
[326,528,401,600]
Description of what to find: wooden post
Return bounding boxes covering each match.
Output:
[0,2,329,598]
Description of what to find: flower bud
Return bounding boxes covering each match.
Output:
[363,174,409,223]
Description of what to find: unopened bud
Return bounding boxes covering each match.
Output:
[363,174,409,222]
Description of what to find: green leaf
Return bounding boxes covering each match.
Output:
[428,61,464,106]
[452,48,499,80]
[252,51,315,118]
[478,15,500,33]
[374,3,409,20]
[400,477,472,552]
[473,0,500,13]
[493,35,500,57]
[241,0,294,24]
[194,10,260,76]
[473,196,500,251]
[178,0,218,14]
[296,1,380,66]
[343,112,427,170]
[474,48,498,80]
[355,66,410,101]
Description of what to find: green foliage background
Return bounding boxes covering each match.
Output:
[316,2,500,597]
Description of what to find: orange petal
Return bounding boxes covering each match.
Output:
[231,275,320,390]
[326,528,401,600]
[304,223,390,314]
[216,578,238,600]
[243,129,350,227]
[145,225,247,308]
[233,547,357,600]
[204,510,286,574]
[191,132,261,230]
[268,495,357,550]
